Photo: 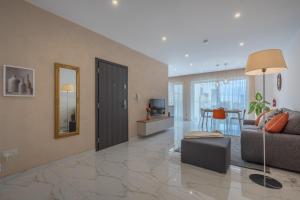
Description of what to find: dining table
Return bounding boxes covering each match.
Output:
[201,108,243,131]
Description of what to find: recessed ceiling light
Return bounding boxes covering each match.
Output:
[239,42,244,46]
[234,12,241,19]
[161,36,167,41]
[112,0,119,6]
[190,63,193,66]
[185,54,189,58]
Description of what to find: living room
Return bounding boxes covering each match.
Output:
[1,0,300,199]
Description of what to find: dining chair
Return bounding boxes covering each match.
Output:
[199,108,211,131]
[229,109,246,130]
[212,108,228,133]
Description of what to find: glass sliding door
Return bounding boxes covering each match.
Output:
[218,79,247,111]
[191,78,248,127]
[168,82,183,120]
[191,81,218,122]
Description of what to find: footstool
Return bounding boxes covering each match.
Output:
[181,137,231,173]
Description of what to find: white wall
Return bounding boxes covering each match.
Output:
[275,29,300,110]
[255,74,276,103]
[255,28,300,111]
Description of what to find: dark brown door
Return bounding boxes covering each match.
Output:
[95,58,128,151]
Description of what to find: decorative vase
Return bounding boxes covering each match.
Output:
[18,78,27,94]
[25,73,33,95]
[7,75,19,93]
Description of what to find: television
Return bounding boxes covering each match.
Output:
[149,99,165,115]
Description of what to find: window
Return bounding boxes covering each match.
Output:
[168,82,174,106]
[168,82,183,120]
[191,78,248,121]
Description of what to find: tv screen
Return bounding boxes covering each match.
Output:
[149,99,165,109]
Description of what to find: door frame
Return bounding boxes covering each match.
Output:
[95,58,128,151]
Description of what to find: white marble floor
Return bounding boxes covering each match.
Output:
[1,121,300,200]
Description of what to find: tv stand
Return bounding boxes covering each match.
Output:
[137,116,174,136]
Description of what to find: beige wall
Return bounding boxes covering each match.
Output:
[169,69,256,120]
[0,0,168,177]
[254,28,300,111]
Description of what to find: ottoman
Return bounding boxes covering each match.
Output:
[181,137,231,173]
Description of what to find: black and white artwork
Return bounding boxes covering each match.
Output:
[3,65,35,97]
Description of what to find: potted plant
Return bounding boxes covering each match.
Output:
[248,92,271,116]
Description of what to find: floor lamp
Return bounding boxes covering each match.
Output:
[245,49,287,189]
[62,84,74,131]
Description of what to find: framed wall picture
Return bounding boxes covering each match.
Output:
[3,65,35,97]
[277,73,282,91]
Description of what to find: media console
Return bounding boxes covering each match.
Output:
[137,116,174,136]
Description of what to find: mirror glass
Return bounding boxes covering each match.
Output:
[55,63,79,138]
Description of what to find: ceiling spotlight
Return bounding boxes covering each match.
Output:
[185,54,189,58]
[239,42,244,46]
[203,39,209,44]
[234,12,241,19]
[190,63,193,66]
[161,36,167,41]
[112,0,119,6]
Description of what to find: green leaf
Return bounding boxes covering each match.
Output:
[248,102,256,114]
[255,92,263,101]
[255,106,262,116]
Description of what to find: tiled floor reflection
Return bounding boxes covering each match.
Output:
[0,121,300,200]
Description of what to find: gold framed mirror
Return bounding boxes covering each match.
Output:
[55,63,80,138]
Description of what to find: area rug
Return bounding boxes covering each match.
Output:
[174,136,270,173]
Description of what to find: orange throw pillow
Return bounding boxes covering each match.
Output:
[265,113,289,133]
[255,113,264,126]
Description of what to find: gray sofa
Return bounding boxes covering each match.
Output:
[241,108,300,172]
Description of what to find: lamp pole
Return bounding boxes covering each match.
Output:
[246,49,287,189]
[262,68,266,184]
[249,68,282,189]
[66,90,69,131]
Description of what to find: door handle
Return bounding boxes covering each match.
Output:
[123,99,127,110]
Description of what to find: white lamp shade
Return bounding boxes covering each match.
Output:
[245,49,287,75]
[61,84,74,92]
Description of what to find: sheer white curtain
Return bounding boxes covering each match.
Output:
[191,78,248,121]
[219,79,248,110]
[191,81,217,122]
[169,82,183,120]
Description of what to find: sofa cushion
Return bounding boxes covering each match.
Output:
[283,108,300,135]
[243,125,259,130]
[265,112,289,133]
[258,109,282,129]
[243,120,255,126]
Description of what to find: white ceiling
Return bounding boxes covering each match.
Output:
[27,0,300,77]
